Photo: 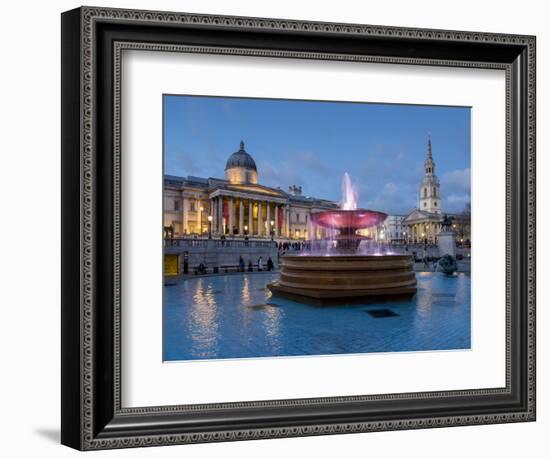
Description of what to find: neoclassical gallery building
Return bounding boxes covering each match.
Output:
[164,141,338,240]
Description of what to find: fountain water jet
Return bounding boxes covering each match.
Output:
[341,172,358,210]
[267,173,417,305]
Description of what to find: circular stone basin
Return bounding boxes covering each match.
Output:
[311,209,387,233]
[268,254,417,306]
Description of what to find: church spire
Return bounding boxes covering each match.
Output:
[418,132,441,214]
[424,134,435,175]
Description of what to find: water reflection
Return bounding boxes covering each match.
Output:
[186,278,220,358]
[261,301,283,354]
[411,273,470,350]
[241,275,251,306]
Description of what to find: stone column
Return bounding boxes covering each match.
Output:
[182,197,188,235]
[211,197,215,233]
[274,204,279,237]
[248,201,253,236]
[282,205,286,238]
[239,199,244,235]
[266,202,271,237]
[217,197,223,234]
[228,197,234,235]
[285,205,292,237]
[210,198,214,235]
[257,201,263,236]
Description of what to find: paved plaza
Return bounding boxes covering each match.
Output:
[163,271,471,361]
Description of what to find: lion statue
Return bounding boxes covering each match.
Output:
[435,254,458,276]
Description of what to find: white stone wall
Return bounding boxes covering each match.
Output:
[382,215,408,242]
[288,205,310,239]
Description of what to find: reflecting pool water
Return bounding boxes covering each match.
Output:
[163,272,470,361]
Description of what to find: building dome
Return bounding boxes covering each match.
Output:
[225,141,257,171]
[225,141,258,184]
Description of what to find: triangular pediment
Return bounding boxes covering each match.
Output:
[404,208,441,223]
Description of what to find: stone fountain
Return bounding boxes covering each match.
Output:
[267,173,417,305]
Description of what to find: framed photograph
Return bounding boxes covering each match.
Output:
[61,6,536,450]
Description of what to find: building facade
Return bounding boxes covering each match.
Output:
[164,141,338,240]
[404,136,470,244]
[381,215,409,244]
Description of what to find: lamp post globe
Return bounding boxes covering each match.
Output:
[207,215,213,239]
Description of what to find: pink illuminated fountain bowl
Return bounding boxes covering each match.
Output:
[311,209,387,231]
[311,209,387,249]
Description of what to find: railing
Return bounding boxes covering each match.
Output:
[164,237,278,249]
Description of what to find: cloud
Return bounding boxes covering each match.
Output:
[441,168,471,194]
[293,151,331,176]
[258,151,332,195]
[165,148,229,178]
[259,160,281,182]
[363,182,416,214]
[443,193,470,213]
[165,151,205,176]
[258,159,303,191]
[440,168,471,213]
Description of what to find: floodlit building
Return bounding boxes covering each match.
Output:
[404,136,470,244]
[164,138,470,245]
[164,141,338,239]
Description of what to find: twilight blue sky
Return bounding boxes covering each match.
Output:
[164,95,471,214]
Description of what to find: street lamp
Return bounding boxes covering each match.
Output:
[244,224,248,235]
[270,220,275,240]
[207,215,212,239]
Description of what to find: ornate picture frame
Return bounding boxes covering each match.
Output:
[61,6,536,450]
